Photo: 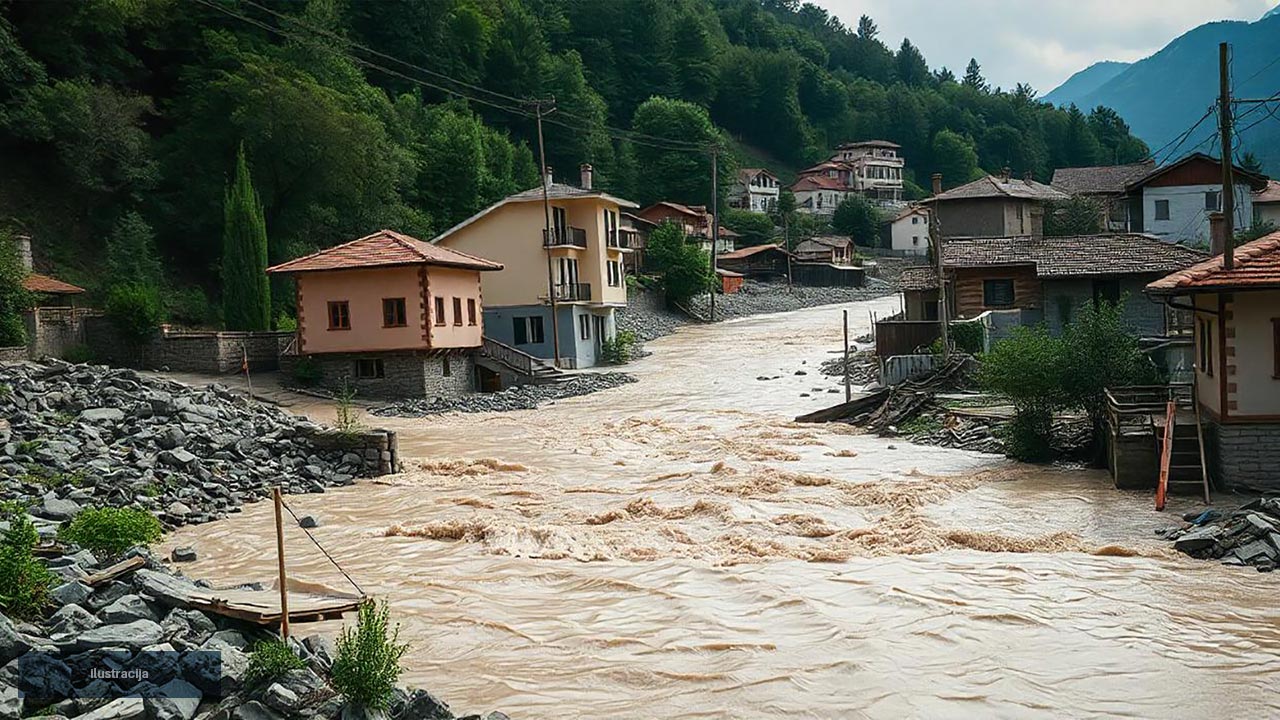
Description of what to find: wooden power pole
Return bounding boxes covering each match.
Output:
[272,486,290,639]
[710,148,719,321]
[1218,42,1235,270]
[929,194,950,360]
[532,98,563,366]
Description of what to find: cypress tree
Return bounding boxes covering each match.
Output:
[221,143,271,331]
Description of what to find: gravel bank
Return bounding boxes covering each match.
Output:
[371,373,637,417]
[689,278,896,321]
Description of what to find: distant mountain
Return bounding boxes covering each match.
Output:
[1042,61,1131,106]
[1045,14,1280,175]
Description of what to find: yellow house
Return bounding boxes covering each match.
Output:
[432,165,639,368]
[267,229,502,398]
[1146,230,1280,492]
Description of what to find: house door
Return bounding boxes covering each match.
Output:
[593,315,606,355]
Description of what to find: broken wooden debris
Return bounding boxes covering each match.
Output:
[134,568,366,625]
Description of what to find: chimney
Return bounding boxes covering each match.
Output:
[1001,166,1012,182]
[931,173,943,195]
[1023,170,1035,185]
[543,166,553,188]
[1208,211,1226,256]
[13,234,32,273]
[579,163,593,190]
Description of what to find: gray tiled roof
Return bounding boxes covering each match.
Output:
[1050,161,1155,195]
[932,175,1069,202]
[943,235,1205,278]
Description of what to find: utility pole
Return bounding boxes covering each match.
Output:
[272,487,290,639]
[710,147,719,321]
[531,98,563,366]
[1218,42,1236,270]
[929,187,950,360]
[843,309,851,402]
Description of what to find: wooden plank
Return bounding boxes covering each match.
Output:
[85,556,146,587]
[795,389,889,423]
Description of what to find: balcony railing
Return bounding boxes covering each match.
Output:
[544,226,587,248]
[608,230,641,250]
[553,282,592,302]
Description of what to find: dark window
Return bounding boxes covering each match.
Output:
[1092,279,1121,307]
[579,314,590,340]
[442,355,451,377]
[1154,199,1170,221]
[528,316,545,344]
[355,358,384,379]
[513,316,528,345]
[1198,317,1213,377]
[433,297,446,326]
[382,298,407,327]
[327,301,350,330]
[982,279,1016,307]
[1204,191,1221,211]
[452,297,463,326]
[467,298,477,326]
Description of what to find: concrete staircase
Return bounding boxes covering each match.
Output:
[477,337,564,385]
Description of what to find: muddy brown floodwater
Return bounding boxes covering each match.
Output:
[165,298,1280,719]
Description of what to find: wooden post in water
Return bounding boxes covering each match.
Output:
[273,487,290,638]
[843,309,851,402]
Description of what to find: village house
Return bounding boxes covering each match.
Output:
[898,234,1204,340]
[619,211,655,274]
[730,168,781,213]
[792,235,855,265]
[266,229,503,398]
[1120,153,1266,245]
[1254,180,1280,228]
[925,170,1068,240]
[888,206,930,256]
[1145,228,1280,492]
[832,140,906,206]
[637,201,736,255]
[717,244,793,279]
[433,166,637,369]
[789,175,848,216]
[1050,160,1155,232]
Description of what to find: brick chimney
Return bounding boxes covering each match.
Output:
[543,166,553,187]
[1001,166,1012,182]
[1208,211,1226,256]
[13,234,32,272]
[1023,170,1035,185]
[931,173,943,195]
[579,163,593,190]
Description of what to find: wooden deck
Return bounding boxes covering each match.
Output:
[137,569,365,625]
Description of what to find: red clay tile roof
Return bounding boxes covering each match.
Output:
[790,175,845,192]
[1146,231,1280,294]
[1255,180,1280,205]
[23,273,84,294]
[717,243,794,260]
[266,230,503,274]
[943,234,1204,278]
[737,167,778,184]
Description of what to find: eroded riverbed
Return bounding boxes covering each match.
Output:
[165,299,1280,718]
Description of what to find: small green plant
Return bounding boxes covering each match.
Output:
[20,464,85,488]
[275,312,297,332]
[0,503,54,620]
[16,439,44,455]
[139,482,163,498]
[61,344,95,364]
[333,379,364,436]
[1000,408,1055,463]
[246,638,306,686]
[290,356,323,388]
[106,282,166,343]
[897,414,943,437]
[599,329,638,365]
[331,601,409,711]
[60,507,162,558]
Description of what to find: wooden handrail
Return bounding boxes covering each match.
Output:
[1156,400,1175,511]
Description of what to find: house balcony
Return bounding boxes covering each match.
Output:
[544,227,587,249]
[608,231,640,251]
[553,282,592,302]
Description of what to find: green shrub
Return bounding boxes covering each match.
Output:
[246,638,306,686]
[61,344,95,364]
[1001,408,1055,463]
[331,601,408,711]
[106,282,166,343]
[60,507,162,557]
[275,312,297,332]
[333,379,365,436]
[20,464,86,488]
[600,329,638,365]
[290,357,323,387]
[0,504,54,620]
[167,285,219,328]
[950,321,984,355]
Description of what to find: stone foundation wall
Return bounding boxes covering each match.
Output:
[284,351,475,400]
[303,426,400,476]
[85,318,293,373]
[0,346,27,363]
[1208,420,1280,492]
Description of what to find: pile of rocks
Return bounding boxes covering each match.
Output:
[687,278,895,321]
[0,544,506,719]
[1159,498,1280,571]
[372,373,637,417]
[818,350,879,387]
[614,287,687,343]
[0,361,379,530]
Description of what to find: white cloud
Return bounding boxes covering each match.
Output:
[810,0,1275,92]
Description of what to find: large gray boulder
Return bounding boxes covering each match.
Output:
[36,496,82,521]
[0,615,31,665]
[75,696,146,720]
[99,595,158,625]
[74,620,165,651]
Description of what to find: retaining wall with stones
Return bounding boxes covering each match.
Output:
[85,318,292,373]
[1208,420,1280,492]
[0,345,26,363]
[304,426,400,476]
[282,351,475,400]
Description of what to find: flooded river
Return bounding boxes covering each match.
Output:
[165,298,1280,718]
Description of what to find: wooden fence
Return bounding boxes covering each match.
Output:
[874,320,941,358]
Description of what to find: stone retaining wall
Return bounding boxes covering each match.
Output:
[303,426,400,476]
[85,317,293,373]
[283,351,474,400]
[1208,420,1280,492]
[0,345,27,362]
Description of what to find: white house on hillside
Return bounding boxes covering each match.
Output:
[790,175,848,216]
[889,206,929,256]
[730,168,781,213]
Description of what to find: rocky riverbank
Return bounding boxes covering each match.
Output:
[371,373,637,418]
[0,361,388,530]
[0,540,505,719]
[1160,498,1280,572]
[687,278,896,322]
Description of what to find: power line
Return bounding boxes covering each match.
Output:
[1146,106,1216,165]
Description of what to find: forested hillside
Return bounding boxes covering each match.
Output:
[0,0,1149,324]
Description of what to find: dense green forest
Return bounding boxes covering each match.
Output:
[0,0,1148,325]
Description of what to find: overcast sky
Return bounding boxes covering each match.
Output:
[811,0,1277,93]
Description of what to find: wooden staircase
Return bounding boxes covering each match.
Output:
[1155,400,1211,509]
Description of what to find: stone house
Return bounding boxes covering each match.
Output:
[1050,160,1155,232]
[925,171,1069,239]
[266,229,503,398]
[788,174,848,216]
[1146,230,1280,491]
[433,166,638,369]
[899,235,1204,340]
